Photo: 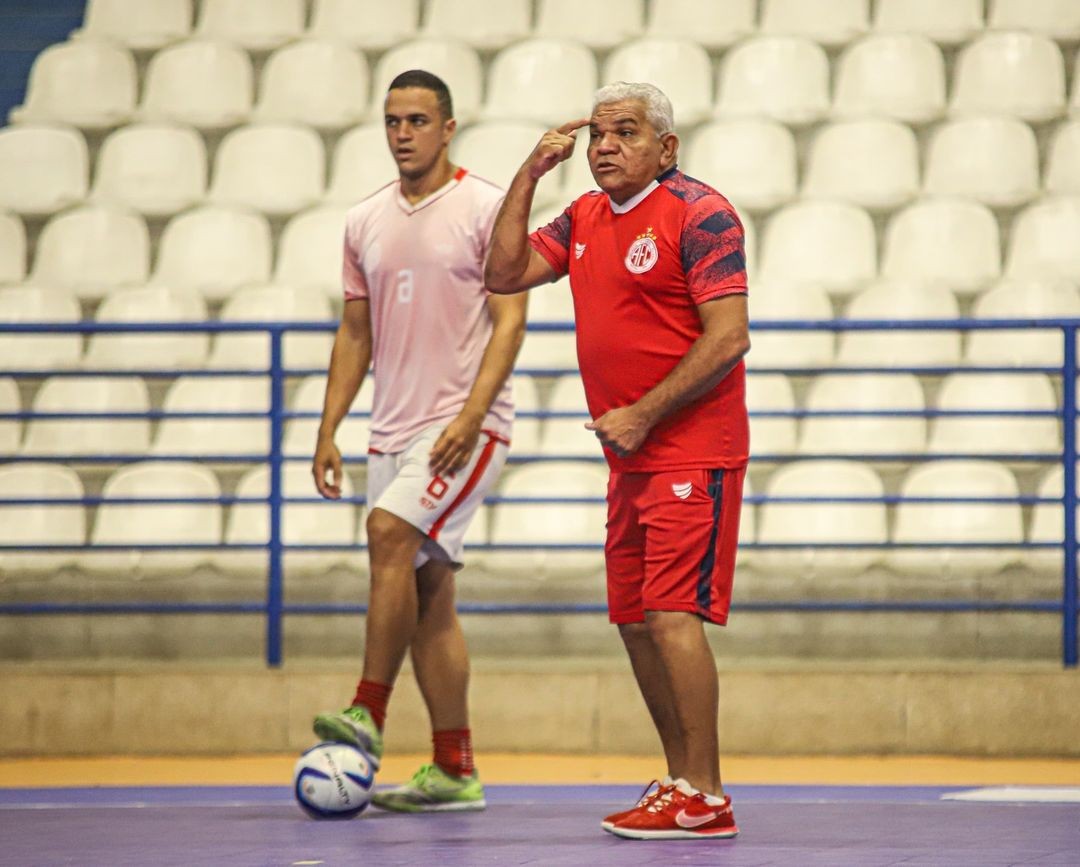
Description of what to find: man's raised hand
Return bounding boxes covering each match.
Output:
[526,119,590,181]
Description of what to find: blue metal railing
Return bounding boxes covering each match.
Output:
[0,318,1077,667]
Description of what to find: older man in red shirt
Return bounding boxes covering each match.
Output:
[485,82,750,840]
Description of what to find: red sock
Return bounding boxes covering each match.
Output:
[351,679,392,731]
[433,729,474,778]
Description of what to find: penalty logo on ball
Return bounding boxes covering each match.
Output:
[293,742,376,819]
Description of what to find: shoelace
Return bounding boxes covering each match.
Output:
[644,785,681,814]
[632,779,664,807]
[409,763,437,787]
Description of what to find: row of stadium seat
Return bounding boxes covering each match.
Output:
[3,196,1079,302]
[0,277,1077,371]
[73,0,1080,53]
[0,369,1068,459]
[13,33,1080,133]
[0,458,1068,580]
[4,113,1080,219]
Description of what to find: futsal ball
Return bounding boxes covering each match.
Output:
[293,742,376,819]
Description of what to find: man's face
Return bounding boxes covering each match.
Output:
[586,99,678,204]
[384,86,455,180]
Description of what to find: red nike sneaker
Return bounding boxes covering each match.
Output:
[609,785,739,840]
[601,779,673,832]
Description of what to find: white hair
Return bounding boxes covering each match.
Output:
[592,82,674,136]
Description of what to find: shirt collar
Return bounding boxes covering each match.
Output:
[606,167,678,214]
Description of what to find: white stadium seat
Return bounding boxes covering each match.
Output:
[745,373,797,456]
[873,0,983,45]
[515,331,579,373]
[966,279,1080,367]
[91,123,206,218]
[209,285,333,371]
[139,40,253,130]
[540,374,603,459]
[0,464,85,577]
[209,124,325,217]
[423,0,530,50]
[924,118,1039,208]
[989,0,1080,39]
[560,145,599,200]
[1006,198,1080,284]
[372,39,483,124]
[274,205,349,297]
[0,377,19,454]
[646,0,754,49]
[684,121,796,213]
[22,376,150,457]
[802,120,919,211]
[756,460,886,578]
[308,0,419,50]
[760,0,868,46]
[82,461,222,577]
[216,464,356,576]
[325,124,398,205]
[535,0,644,49]
[0,286,82,371]
[833,34,946,123]
[152,205,272,301]
[509,374,542,457]
[452,122,557,207]
[485,39,598,126]
[603,39,713,127]
[83,286,208,371]
[526,278,574,325]
[30,206,149,301]
[75,0,192,50]
[715,37,830,125]
[950,33,1065,123]
[195,0,304,50]
[798,373,926,457]
[881,199,1000,296]
[286,375,370,458]
[1072,53,1080,118]
[1047,122,1080,196]
[1029,465,1072,576]
[0,125,87,217]
[889,460,1023,578]
[154,375,269,458]
[928,373,1060,457]
[759,201,876,296]
[487,460,608,580]
[837,281,962,368]
[10,40,135,129]
[746,280,835,369]
[254,41,369,131]
[0,213,25,283]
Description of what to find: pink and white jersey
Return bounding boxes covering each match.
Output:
[342,168,512,454]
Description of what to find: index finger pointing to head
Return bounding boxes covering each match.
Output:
[556,118,591,136]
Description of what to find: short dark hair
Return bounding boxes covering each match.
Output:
[387,69,454,120]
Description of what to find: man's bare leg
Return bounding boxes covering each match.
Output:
[645,610,723,796]
[410,559,469,731]
[618,621,686,781]
[360,508,427,685]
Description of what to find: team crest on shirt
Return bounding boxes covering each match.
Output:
[625,227,659,274]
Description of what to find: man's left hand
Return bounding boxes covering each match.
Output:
[586,405,654,458]
[430,412,483,476]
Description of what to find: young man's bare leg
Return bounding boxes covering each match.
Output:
[361,507,427,685]
[644,610,723,796]
[411,560,469,732]
[618,621,686,780]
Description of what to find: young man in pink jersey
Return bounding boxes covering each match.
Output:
[311,70,526,812]
[485,82,750,839]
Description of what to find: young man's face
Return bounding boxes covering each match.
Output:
[384,86,455,180]
[587,98,678,204]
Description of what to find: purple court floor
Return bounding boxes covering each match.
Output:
[1,784,1078,866]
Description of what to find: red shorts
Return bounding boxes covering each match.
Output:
[605,467,746,626]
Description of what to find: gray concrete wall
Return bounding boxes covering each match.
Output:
[3,660,1078,757]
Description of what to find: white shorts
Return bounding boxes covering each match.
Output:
[367,424,509,570]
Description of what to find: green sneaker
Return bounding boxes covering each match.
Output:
[312,705,383,770]
[372,763,486,813]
